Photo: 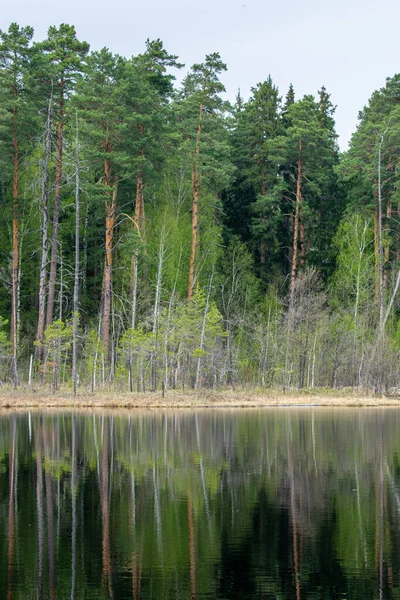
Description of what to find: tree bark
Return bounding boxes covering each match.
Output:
[300,221,305,265]
[46,83,65,327]
[188,104,203,300]
[134,147,146,247]
[102,156,118,361]
[290,141,302,306]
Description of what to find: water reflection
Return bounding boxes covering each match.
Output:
[0,409,399,599]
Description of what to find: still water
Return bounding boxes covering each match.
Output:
[0,408,399,599]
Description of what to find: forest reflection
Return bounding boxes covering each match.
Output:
[0,409,400,599]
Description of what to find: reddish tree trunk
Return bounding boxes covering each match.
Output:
[135,146,146,245]
[102,154,117,361]
[300,221,305,265]
[290,141,303,305]
[188,104,203,300]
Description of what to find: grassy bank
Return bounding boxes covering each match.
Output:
[0,388,399,409]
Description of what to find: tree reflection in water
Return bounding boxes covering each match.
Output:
[0,409,399,599]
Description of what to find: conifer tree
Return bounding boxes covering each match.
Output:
[73,48,127,361]
[242,77,282,271]
[0,23,35,384]
[339,76,400,323]
[270,96,336,302]
[129,40,183,262]
[177,53,233,299]
[282,83,295,126]
[37,24,89,328]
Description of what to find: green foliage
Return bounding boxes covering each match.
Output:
[0,23,399,392]
[330,213,375,317]
[83,329,105,387]
[36,23,89,98]
[0,315,10,357]
[0,23,36,178]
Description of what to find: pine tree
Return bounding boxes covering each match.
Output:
[73,48,127,361]
[177,53,233,299]
[0,23,35,384]
[129,40,183,261]
[37,24,89,329]
[270,95,337,302]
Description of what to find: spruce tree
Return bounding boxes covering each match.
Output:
[242,77,282,273]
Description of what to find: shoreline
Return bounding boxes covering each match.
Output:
[0,389,399,409]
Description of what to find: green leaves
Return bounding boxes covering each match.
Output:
[0,23,36,167]
[0,316,10,357]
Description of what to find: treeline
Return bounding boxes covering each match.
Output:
[0,23,399,393]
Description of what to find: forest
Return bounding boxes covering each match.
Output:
[0,22,400,394]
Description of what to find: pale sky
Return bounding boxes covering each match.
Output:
[3,0,400,149]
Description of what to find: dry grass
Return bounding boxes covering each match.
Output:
[0,387,399,409]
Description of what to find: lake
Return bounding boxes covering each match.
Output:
[0,408,399,599]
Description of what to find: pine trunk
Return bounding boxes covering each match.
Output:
[188,104,203,300]
[300,221,305,264]
[102,157,117,361]
[135,148,146,245]
[290,142,302,305]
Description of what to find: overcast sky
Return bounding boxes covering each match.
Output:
[3,0,400,149]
